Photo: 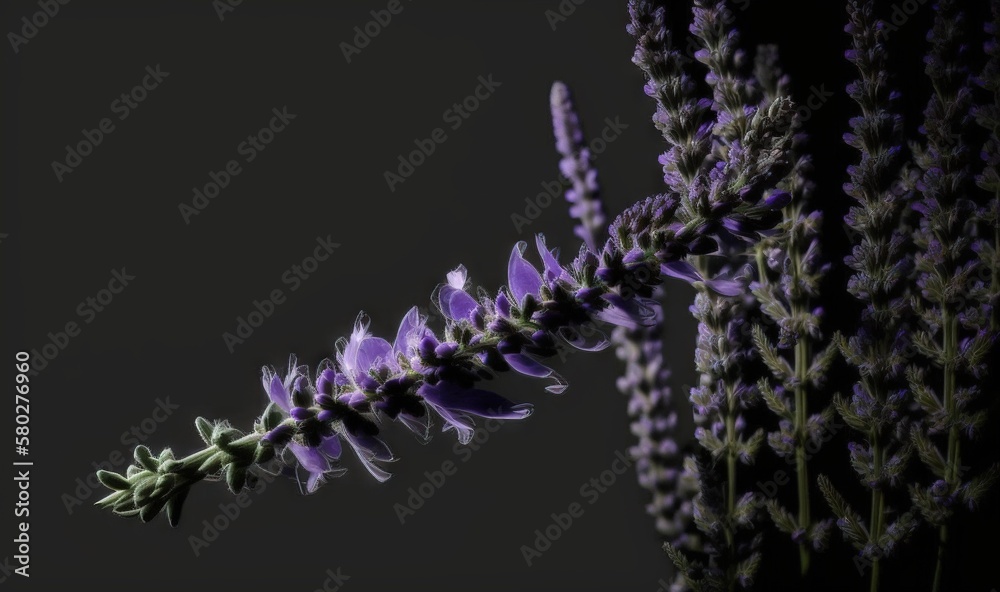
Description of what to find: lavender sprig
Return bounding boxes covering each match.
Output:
[614,292,690,540]
[627,0,713,196]
[628,1,797,589]
[975,0,1000,332]
[550,80,694,560]
[823,4,918,591]
[751,45,836,577]
[550,81,607,254]
[95,230,667,523]
[908,2,1000,590]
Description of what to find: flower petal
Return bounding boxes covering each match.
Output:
[597,293,657,329]
[288,442,330,475]
[394,306,423,356]
[356,336,393,373]
[439,285,479,322]
[343,431,393,482]
[267,373,291,412]
[446,265,468,290]
[661,261,745,296]
[418,381,533,420]
[318,435,342,459]
[557,325,610,351]
[535,234,571,283]
[340,314,371,375]
[504,353,552,378]
[504,353,569,393]
[508,241,543,306]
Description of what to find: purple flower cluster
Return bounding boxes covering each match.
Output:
[258,236,655,492]
[550,81,606,254]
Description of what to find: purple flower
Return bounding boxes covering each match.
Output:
[337,315,394,388]
[417,380,532,444]
[287,437,346,493]
[438,265,481,323]
[508,241,543,308]
[261,354,309,414]
[340,427,394,483]
[261,357,349,493]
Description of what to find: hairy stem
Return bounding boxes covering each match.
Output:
[932,311,959,592]
[870,436,884,592]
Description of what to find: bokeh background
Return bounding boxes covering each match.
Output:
[2,1,996,591]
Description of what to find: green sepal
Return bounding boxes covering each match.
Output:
[196,417,214,445]
[97,470,131,491]
[253,442,276,465]
[226,464,247,493]
[166,487,190,528]
[134,445,159,472]
[139,497,168,524]
[261,403,284,432]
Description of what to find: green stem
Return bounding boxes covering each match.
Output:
[932,312,959,592]
[993,214,998,332]
[787,206,812,578]
[726,407,737,592]
[795,335,810,576]
[869,438,884,592]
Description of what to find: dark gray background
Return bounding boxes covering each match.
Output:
[4,1,993,591]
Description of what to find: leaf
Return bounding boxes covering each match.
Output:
[96,470,131,491]
[905,366,941,415]
[196,417,214,445]
[261,403,284,431]
[961,464,1000,509]
[765,499,798,534]
[735,552,762,589]
[759,378,792,420]
[134,445,159,472]
[740,429,766,464]
[95,490,128,509]
[752,324,793,383]
[833,394,868,432]
[226,464,247,493]
[807,340,840,388]
[166,487,190,528]
[139,497,168,524]
[817,474,869,550]
[910,428,947,478]
[732,492,759,526]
